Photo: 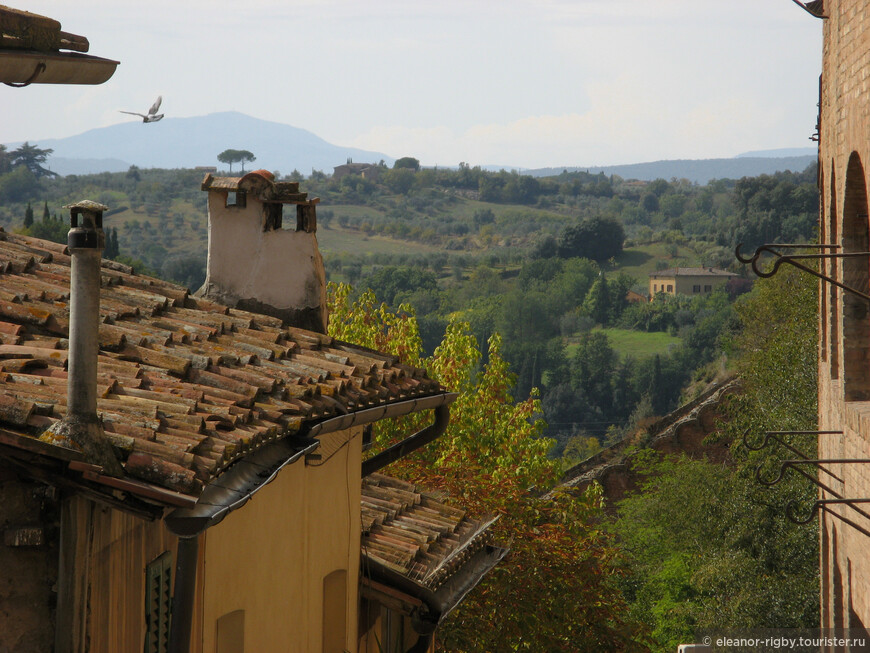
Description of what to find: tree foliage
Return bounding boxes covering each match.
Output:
[558,215,625,261]
[611,265,820,652]
[326,282,644,651]
[11,142,57,178]
[216,149,256,173]
[393,156,420,171]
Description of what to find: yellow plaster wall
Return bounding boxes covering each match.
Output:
[648,273,730,298]
[200,427,363,653]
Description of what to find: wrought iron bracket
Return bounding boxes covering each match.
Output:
[743,430,844,483]
[787,498,870,538]
[746,431,870,538]
[735,243,870,301]
[757,458,870,528]
[756,458,870,490]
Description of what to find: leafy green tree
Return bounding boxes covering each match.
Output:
[162,255,206,290]
[104,227,120,259]
[472,208,495,229]
[558,216,624,262]
[393,156,420,171]
[612,265,819,652]
[382,167,415,194]
[583,274,611,325]
[216,149,256,173]
[613,453,818,652]
[571,331,618,413]
[327,283,645,651]
[24,211,66,244]
[0,145,11,174]
[361,266,438,306]
[0,166,39,203]
[11,142,57,178]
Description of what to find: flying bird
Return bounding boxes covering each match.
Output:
[119,96,164,123]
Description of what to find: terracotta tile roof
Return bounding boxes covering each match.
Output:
[0,229,445,502]
[201,171,314,204]
[361,473,497,591]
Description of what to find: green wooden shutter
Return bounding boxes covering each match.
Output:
[144,551,173,653]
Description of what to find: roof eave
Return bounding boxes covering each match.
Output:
[0,50,118,86]
[166,392,457,537]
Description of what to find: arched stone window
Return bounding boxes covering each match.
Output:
[841,153,870,400]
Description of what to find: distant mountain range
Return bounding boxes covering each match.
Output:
[13,112,393,177]
[523,148,817,184]
[8,112,817,183]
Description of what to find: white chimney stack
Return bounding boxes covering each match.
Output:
[198,171,327,333]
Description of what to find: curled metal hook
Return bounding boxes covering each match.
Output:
[786,499,818,525]
[3,62,46,88]
[756,462,788,487]
[734,243,757,266]
[735,243,870,302]
[741,428,767,452]
[744,430,844,483]
[786,498,870,538]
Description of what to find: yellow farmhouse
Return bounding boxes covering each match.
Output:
[648,267,737,299]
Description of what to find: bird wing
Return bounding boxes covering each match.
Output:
[119,111,146,118]
[148,96,163,116]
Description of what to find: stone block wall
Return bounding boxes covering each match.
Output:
[818,0,870,640]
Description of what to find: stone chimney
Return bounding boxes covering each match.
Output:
[198,171,327,333]
[43,201,122,475]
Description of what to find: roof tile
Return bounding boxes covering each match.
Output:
[0,230,445,501]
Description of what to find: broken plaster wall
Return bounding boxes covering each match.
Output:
[199,192,327,332]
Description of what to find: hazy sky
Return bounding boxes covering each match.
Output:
[2,1,823,169]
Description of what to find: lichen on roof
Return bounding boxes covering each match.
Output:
[0,229,444,501]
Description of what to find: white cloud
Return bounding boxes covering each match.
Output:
[3,0,822,168]
[350,68,816,169]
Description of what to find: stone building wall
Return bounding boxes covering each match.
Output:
[817,0,870,638]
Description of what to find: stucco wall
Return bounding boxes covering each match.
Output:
[200,192,327,331]
[200,427,363,653]
[63,427,363,653]
[648,273,730,298]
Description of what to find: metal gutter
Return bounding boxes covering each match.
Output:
[362,398,455,477]
[162,391,456,653]
[366,543,509,636]
[165,392,456,537]
[163,391,456,652]
[167,536,199,653]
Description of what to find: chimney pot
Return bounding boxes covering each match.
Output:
[43,200,122,475]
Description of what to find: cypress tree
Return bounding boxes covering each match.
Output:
[23,202,33,228]
[106,228,120,259]
[42,201,50,222]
